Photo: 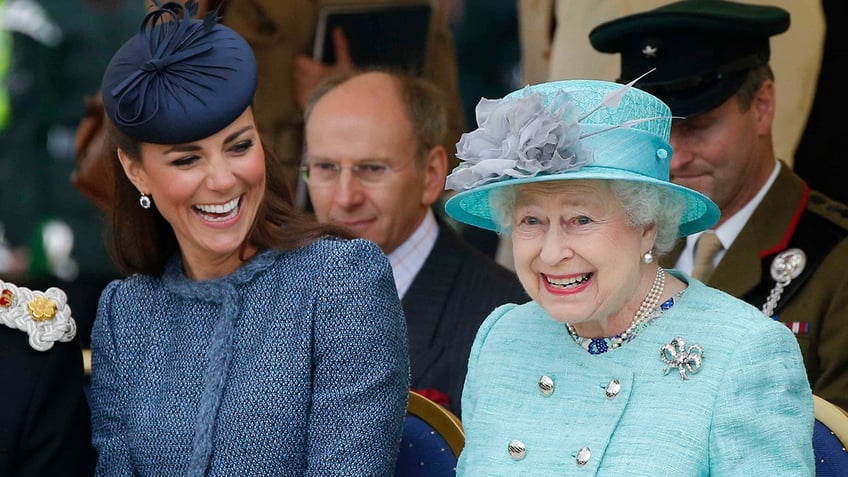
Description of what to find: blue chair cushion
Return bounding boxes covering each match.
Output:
[394,415,457,477]
[813,419,848,476]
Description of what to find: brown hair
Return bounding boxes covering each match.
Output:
[735,64,774,111]
[303,67,448,167]
[106,116,354,276]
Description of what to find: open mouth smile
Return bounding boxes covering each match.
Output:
[545,273,592,290]
[194,196,241,222]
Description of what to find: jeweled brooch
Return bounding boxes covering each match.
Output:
[660,336,703,380]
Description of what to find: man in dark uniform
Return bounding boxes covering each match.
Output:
[590,0,848,410]
[0,280,93,476]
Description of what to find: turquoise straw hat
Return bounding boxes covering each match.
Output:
[444,79,719,236]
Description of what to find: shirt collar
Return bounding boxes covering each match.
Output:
[677,160,780,274]
[388,209,439,299]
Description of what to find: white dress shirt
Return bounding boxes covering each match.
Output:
[388,209,439,299]
[675,161,780,275]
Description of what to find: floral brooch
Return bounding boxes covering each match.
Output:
[0,279,76,351]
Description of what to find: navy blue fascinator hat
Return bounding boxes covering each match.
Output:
[101,0,257,144]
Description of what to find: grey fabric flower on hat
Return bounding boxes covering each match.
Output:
[446,88,592,191]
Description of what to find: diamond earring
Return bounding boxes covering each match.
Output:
[642,250,654,264]
[139,193,151,209]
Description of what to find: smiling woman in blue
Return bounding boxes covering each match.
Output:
[88,2,409,475]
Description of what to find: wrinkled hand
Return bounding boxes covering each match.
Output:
[293,27,354,110]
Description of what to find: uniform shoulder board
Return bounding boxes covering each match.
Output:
[807,190,848,232]
[0,279,76,351]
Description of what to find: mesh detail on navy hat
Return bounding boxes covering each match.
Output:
[101,1,257,144]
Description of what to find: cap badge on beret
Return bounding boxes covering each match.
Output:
[641,43,658,59]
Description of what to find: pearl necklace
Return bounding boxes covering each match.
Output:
[566,267,666,354]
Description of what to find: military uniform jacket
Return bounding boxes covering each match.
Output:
[661,162,848,410]
[402,223,527,418]
[457,274,814,476]
[0,328,93,477]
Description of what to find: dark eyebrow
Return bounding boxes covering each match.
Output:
[162,126,255,154]
[225,126,254,144]
[305,155,394,163]
[304,155,334,162]
[163,143,201,154]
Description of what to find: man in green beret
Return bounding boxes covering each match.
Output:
[590,0,848,410]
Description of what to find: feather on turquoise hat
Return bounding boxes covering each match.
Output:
[101,0,257,144]
[444,78,720,236]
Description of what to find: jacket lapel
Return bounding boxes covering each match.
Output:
[708,162,806,296]
[401,223,461,383]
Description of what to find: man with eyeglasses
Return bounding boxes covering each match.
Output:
[303,69,527,417]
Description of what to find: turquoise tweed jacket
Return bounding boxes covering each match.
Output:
[458,271,814,476]
[90,238,409,476]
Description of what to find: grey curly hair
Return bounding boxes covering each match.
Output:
[489,179,684,255]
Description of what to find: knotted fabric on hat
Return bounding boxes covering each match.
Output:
[101,0,257,144]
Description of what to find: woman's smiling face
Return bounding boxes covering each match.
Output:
[510,180,655,332]
[118,107,266,279]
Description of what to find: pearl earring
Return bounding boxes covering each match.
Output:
[642,250,654,264]
[139,193,152,209]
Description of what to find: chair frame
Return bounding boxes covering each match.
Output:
[406,390,465,457]
[813,394,848,444]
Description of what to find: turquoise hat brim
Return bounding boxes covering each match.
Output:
[445,166,719,237]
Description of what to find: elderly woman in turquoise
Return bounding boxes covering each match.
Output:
[444,79,814,475]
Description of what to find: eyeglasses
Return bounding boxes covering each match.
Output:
[300,161,404,186]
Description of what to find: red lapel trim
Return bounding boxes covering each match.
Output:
[759,182,809,258]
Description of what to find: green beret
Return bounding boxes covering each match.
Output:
[589,0,789,117]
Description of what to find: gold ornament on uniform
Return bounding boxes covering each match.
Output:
[27,296,58,321]
[0,279,76,351]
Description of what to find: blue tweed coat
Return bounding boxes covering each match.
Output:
[90,238,409,477]
[457,271,814,476]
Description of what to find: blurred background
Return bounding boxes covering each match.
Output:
[0,0,143,346]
